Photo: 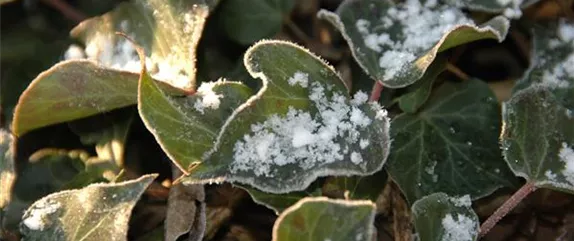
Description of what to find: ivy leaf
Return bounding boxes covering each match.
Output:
[241,181,323,214]
[0,130,15,209]
[138,74,253,173]
[387,79,517,203]
[12,61,141,136]
[446,0,540,19]
[501,22,574,193]
[397,55,446,113]
[71,0,218,90]
[181,40,391,193]
[318,0,509,88]
[272,197,376,241]
[19,174,157,241]
[220,0,295,45]
[412,193,479,241]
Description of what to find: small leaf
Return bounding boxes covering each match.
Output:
[412,193,479,241]
[71,0,218,90]
[165,168,206,241]
[138,75,253,172]
[397,55,446,113]
[182,40,391,193]
[387,79,517,203]
[272,197,375,241]
[220,0,294,45]
[322,170,387,201]
[0,129,15,209]
[12,61,141,136]
[242,181,323,214]
[19,174,157,241]
[318,0,509,88]
[501,21,574,193]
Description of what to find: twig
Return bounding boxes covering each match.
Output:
[284,17,314,45]
[369,81,384,102]
[479,182,537,238]
[446,63,470,81]
[40,0,87,23]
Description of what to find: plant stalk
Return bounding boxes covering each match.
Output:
[369,81,384,102]
[479,181,537,238]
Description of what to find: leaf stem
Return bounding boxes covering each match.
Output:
[40,0,87,23]
[446,63,470,81]
[369,81,384,102]
[479,181,537,238]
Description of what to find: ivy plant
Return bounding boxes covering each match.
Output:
[2,0,574,240]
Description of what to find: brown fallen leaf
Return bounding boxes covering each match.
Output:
[165,167,206,241]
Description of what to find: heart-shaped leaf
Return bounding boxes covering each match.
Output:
[139,74,253,172]
[412,193,479,241]
[446,0,541,19]
[0,130,15,209]
[387,79,517,203]
[71,0,218,90]
[182,40,391,193]
[501,21,574,193]
[220,0,295,45]
[12,61,143,136]
[19,174,156,241]
[272,197,376,241]
[318,0,509,88]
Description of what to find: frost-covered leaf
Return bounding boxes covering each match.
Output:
[318,0,509,88]
[242,182,322,214]
[0,130,15,209]
[412,193,479,241]
[501,21,574,193]
[446,0,540,19]
[139,73,253,172]
[70,0,218,90]
[397,55,446,113]
[220,0,295,45]
[19,174,156,241]
[272,197,376,241]
[387,79,517,203]
[12,61,142,136]
[182,40,391,193]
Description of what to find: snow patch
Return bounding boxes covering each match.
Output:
[441,213,477,241]
[559,142,574,185]
[22,199,61,231]
[287,71,310,88]
[194,81,224,114]
[449,195,472,207]
[540,20,574,89]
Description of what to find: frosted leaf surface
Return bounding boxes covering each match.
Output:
[181,40,391,193]
[272,197,376,241]
[0,130,15,210]
[412,193,479,241]
[69,0,219,90]
[387,79,517,203]
[501,22,574,193]
[319,0,509,88]
[19,175,156,241]
[446,0,541,19]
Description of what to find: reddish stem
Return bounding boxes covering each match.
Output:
[479,182,537,238]
[41,0,87,23]
[369,81,384,102]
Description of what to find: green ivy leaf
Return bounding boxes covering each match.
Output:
[138,75,253,173]
[387,79,517,203]
[318,0,509,88]
[446,0,540,19]
[397,55,446,113]
[220,0,295,45]
[412,193,479,241]
[501,22,574,193]
[19,174,156,241]
[272,197,376,241]
[71,0,218,90]
[242,182,323,214]
[182,40,391,193]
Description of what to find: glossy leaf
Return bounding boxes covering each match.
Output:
[139,74,253,173]
[242,181,323,214]
[220,0,295,45]
[272,197,376,241]
[318,0,509,88]
[387,79,517,203]
[71,0,219,90]
[19,174,156,241]
[12,61,140,136]
[397,55,446,113]
[182,40,391,194]
[412,193,479,241]
[501,22,574,193]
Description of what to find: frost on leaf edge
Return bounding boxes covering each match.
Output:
[318,6,510,88]
[182,39,391,194]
